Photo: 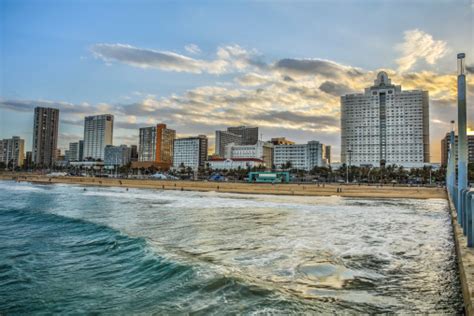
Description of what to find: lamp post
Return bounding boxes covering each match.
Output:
[457,53,468,220]
[346,149,352,183]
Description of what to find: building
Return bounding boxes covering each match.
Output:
[206,158,265,170]
[173,135,208,171]
[0,136,25,168]
[323,145,331,164]
[215,130,242,157]
[273,141,324,171]
[83,114,114,160]
[227,126,259,145]
[138,124,175,163]
[441,133,474,166]
[270,137,295,145]
[65,141,84,162]
[104,145,131,167]
[341,71,429,167]
[32,107,59,167]
[134,124,175,170]
[214,126,259,157]
[130,145,138,162]
[25,151,33,169]
[224,140,273,169]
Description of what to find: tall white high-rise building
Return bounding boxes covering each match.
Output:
[83,114,114,160]
[341,71,429,167]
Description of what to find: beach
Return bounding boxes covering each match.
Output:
[0,174,447,199]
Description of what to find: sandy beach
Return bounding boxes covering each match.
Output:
[0,174,447,199]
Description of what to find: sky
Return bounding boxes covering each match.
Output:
[1,0,473,162]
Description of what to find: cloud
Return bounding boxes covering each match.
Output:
[319,81,355,96]
[273,58,364,78]
[184,43,201,54]
[91,43,263,74]
[396,29,448,72]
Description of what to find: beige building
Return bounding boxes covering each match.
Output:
[0,136,25,168]
[83,114,114,160]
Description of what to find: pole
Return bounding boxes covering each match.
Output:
[457,53,468,219]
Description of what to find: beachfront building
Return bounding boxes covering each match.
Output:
[104,145,131,167]
[135,123,176,170]
[441,133,474,166]
[341,71,430,167]
[173,135,208,171]
[215,130,242,157]
[0,136,25,168]
[323,145,331,164]
[83,114,114,161]
[206,157,265,170]
[65,140,84,162]
[215,126,259,157]
[224,140,273,169]
[273,141,325,171]
[32,107,59,167]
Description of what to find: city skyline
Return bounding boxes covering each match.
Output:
[1,1,473,162]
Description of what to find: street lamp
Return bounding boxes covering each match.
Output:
[346,149,352,183]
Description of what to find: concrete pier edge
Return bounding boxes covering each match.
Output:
[448,190,473,315]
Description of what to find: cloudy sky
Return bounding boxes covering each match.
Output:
[1,0,473,162]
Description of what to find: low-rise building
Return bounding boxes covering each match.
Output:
[273,141,325,171]
[224,140,273,169]
[173,135,208,171]
[206,158,265,170]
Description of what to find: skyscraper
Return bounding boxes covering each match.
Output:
[83,114,114,160]
[341,71,429,167]
[441,133,474,166]
[138,123,176,164]
[32,107,59,167]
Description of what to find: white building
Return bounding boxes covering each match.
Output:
[341,71,429,167]
[215,130,242,157]
[173,135,208,171]
[206,158,265,170]
[83,114,114,160]
[273,141,324,171]
[224,140,273,168]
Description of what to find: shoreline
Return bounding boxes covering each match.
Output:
[1,174,447,199]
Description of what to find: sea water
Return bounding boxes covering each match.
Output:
[0,181,462,314]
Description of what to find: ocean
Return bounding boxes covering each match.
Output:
[0,180,462,314]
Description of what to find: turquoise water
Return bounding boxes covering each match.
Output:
[0,181,462,314]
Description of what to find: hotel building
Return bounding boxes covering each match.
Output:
[32,107,59,167]
[65,140,84,162]
[137,124,176,169]
[173,135,208,171]
[341,71,429,167]
[0,136,25,168]
[273,141,325,171]
[83,114,114,160]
